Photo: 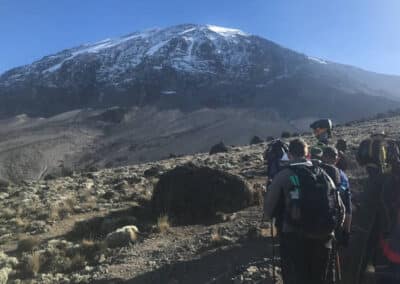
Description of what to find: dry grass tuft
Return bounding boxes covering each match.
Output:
[48,204,60,221]
[13,217,26,228]
[48,198,76,220]
[80,239,107,259]
[58,198,76,219]
[156,215,170,233]
[64,197,76,211]
[22,252,41,276]
[81,195,97,211]
[210,232,222,244]
[81,238,95,247]
[210,231,233,247]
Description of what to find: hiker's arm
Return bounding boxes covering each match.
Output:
[264,170,286,220]
[344,214,352,233]
[344,190,352,233]
[340,171,352,233]
[344,184,352,233]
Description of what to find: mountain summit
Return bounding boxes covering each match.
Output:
[0,24,400,119]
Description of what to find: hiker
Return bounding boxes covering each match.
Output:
[264,138,345,284]
[310,119,349,171]
[356,134,400,283]
[310,119,333,146]
[264,139,289,184]
[309,119,333,163]
[321,146,352,247]
[335,139,349,171]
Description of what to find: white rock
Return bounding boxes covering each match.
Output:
[106,225,139,248]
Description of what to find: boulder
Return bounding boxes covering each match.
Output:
[209,142,228,155]
[152,163,256,224]
[0,267,11,284]
[250,136,263,145]
[106,225,139,248]
[0,179,9,191]
[92,107,127,123]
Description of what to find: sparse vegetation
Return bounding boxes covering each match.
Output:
[0,115,398,283]
[156,215,170,233]
[21,251,41,276]
[69,253,86,271]
[1,208,16,219]
[210,231,222,244]
[210,230,233,247]
[80,239,107,259]
[12,217,26,228]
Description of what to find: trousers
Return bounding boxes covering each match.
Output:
[279,232,332,284]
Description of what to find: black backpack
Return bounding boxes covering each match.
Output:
[286,163,344,239]
[264,139,289,181]
[320,163,341,187]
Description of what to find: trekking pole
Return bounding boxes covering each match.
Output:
[271,218,276,284]
[336,251,342,282]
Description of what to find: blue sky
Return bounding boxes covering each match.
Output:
[1,0,399,75]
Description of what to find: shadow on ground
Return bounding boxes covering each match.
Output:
[92,238,275,284]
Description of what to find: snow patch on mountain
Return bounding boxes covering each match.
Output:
[308,56,327,65]
[207,25,248,37]
[146,39,171,56]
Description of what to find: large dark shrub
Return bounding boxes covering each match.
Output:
[152,163,256,224]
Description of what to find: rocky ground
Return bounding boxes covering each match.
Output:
[0,115,399,284]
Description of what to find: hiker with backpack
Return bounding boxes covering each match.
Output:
[264,139,289,184]
[356,133,400,283]
[321,146,352,247]
[264,138,345,284]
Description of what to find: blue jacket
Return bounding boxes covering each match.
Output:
[339,169,352,214]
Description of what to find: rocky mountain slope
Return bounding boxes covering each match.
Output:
[0,106,295,182]
[1,115,399,283]
[2,24,400,182]
[1,24,400,120]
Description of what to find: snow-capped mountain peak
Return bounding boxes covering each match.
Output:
[1,24,259,87]
[0,23,400,120]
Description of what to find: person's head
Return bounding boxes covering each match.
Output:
[289,138,308,160]
[310,147,323,160]
[322,146,339,165]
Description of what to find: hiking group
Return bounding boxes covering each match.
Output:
[263,119,400,284]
